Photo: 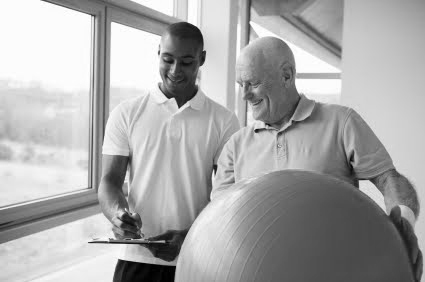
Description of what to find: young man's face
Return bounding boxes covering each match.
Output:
[158,34,205,98]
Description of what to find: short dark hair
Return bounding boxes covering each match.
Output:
[164,22,204,51]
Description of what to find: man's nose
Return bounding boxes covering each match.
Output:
[241,85,253,100]
[170,62,182,75]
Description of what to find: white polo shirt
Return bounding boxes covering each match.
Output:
[103,84,240,265]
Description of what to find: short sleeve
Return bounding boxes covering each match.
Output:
[212,135,237,200]
[102,104,130,156]
[343,109,394,179]
[213,113,240,164]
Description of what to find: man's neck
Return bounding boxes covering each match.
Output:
[269,94,301,129]
[159,84,198,108]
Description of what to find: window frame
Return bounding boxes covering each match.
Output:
[0,0,178,244]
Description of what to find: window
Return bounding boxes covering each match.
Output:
[109,23,161,111]
[130,0,174,16]
[0,0,179,280]
[0,213,115,281]
[0,0,174,244]
[0,0,92,207]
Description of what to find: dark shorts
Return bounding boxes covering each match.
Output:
[113,259,176,282]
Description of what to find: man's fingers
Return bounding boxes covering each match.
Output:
[123,209,143,229]
[147,244,178,262]
[111,216,140,235]
[415,250,423,281]
[389,206,402,225]
[148,230,173,241]
[112,226,140,239]
[400,219,419,263]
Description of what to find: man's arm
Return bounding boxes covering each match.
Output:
[370,169,422,281]
[370,168,420,220]
[212,141,236,200]
[98,154,141,239]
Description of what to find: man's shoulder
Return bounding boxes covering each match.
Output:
[227,124,255,142]
[203,95,234,114]
[111,92,151,112]
[312,101,354,120]
[201,95,238,125]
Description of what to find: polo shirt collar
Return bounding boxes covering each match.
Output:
[291,94,316,122]
[187,88,205,111]
[253,94,315,132]
[150,83,205,111]
[150,83,169,104]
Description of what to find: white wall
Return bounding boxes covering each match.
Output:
[341,0,425,250]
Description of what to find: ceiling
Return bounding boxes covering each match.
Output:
[250,0,344,68]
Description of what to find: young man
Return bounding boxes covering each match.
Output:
[98,22,240,282]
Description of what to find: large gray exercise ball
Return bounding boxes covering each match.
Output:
[175,170,414,282]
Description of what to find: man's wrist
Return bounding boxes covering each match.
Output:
[399,205,416,228]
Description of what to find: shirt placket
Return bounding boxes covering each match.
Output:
[276,132,286,166]
[167,100,182,140]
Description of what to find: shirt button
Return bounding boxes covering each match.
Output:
[277,144,282,148]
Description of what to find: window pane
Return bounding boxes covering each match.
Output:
[296,79,341,104]
[110,23,161,111]
[0,1,92,206]
[130,0,174,16]
[249,21,340,73]
[0,213,116,282]
[188,0,199,26]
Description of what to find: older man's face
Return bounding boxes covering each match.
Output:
[236,54,289,125]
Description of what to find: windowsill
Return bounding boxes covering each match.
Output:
[30,249,117,282]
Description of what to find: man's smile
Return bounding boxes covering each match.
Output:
[250,99,263,106]
[168,76,184,83]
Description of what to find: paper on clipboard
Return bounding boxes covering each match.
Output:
[88,237,169,244]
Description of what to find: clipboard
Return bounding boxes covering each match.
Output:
[88,237,169,244]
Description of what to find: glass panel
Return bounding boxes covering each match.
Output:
[188,0,199,26]
[130,0,174,16]
[0,1,92,207]
[110,23,161,111]
[296,79,341,104]
[0,214,116,282]
[249,21,340,73]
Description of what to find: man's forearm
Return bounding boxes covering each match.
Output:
[371,169,420,217]
[98,177,128,222]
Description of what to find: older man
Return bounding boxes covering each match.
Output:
[213,36,422,281]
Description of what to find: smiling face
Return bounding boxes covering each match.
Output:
[158,34,205,100]
[236,37,298,128]
[236,53,288,126]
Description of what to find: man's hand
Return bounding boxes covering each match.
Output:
[390,206,423,281]
[146,229,188,262]
[111,209,142,239]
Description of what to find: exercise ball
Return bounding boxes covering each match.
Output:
[175,170,414,282]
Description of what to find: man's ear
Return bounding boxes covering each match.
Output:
[200,50,206,66]
[281,62,295,88]
[158,44,161,56]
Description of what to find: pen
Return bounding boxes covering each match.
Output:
[125,208,144,238]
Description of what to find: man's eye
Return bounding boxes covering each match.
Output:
[162,57,173,64]
[182,60,194,65]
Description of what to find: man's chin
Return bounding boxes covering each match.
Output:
[252,111,264,122]
[166,81,186,90]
